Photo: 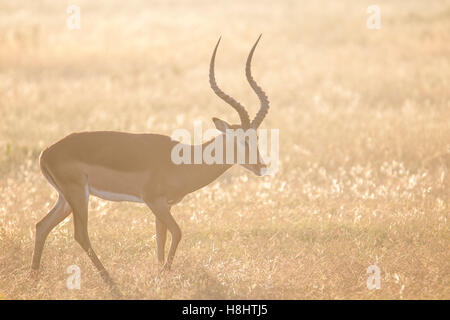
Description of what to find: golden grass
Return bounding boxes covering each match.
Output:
[0,0,449,299]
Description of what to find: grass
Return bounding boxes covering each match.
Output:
[0,0,449,299]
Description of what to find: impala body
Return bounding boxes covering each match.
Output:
[31,36,270,295]
[39,130,257,206]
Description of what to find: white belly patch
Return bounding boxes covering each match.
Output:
[89,186,144,203]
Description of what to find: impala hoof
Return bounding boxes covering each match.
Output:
[110,286,123,299]
[158,263,172,275]
[29,269,39,281]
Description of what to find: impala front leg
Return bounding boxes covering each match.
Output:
[145,197,181,271]
[155,217,167,265]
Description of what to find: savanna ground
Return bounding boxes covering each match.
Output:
[0,0,449,299]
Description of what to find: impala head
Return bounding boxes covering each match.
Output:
[211,116,268,176]
[209,35,270,176]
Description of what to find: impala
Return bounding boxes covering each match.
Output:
[31,36,270,293]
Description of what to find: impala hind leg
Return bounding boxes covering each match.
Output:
[31,195,72,271]
[146,197,181,271]
[155,217,168,265]
[64,184,122,297]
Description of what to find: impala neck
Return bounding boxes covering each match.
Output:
[181,135,233,191]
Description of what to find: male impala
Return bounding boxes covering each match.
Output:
[31,36,270,292]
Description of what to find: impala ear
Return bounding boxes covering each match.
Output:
[212,117,231,133]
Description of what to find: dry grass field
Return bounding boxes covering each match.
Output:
[0,0,449,299]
